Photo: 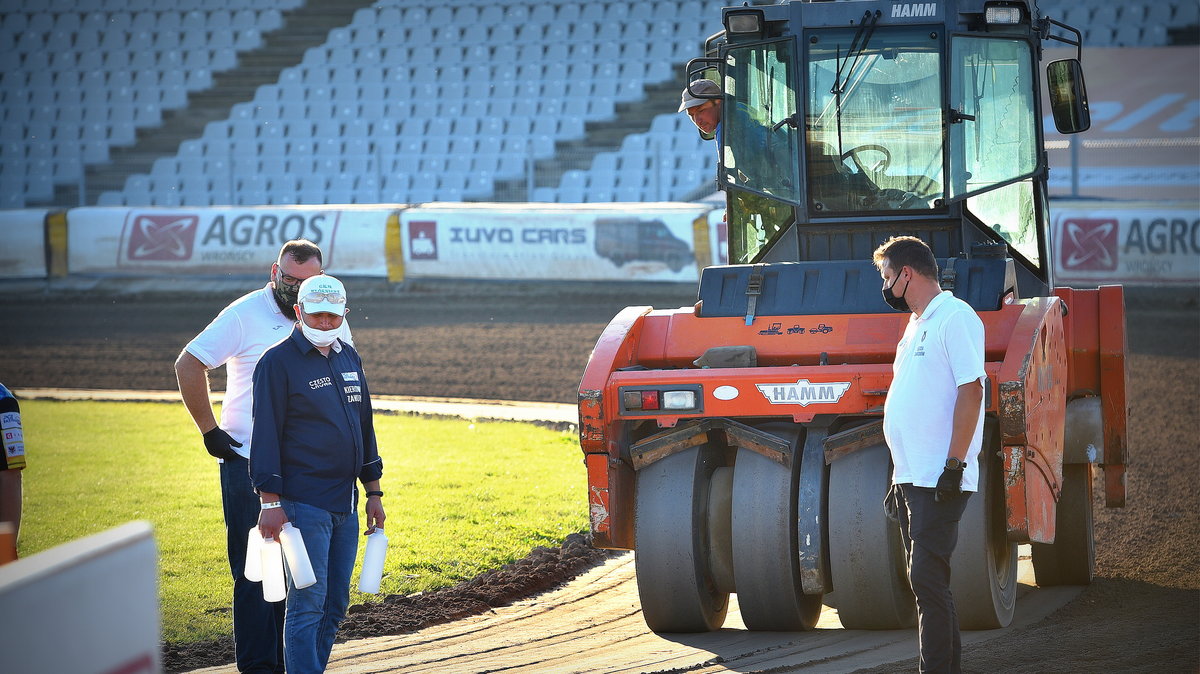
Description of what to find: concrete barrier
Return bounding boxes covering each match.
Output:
[0,521,160,674]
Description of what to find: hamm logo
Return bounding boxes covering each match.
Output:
[756,380,852,406]
[892,2,937,17]
[126,213,199,261]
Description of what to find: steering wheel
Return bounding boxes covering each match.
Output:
[840,144,891,174]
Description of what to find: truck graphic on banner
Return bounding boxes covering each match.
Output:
[593,217,693,272]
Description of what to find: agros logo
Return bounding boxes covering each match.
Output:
[756,379,852,406]
[126,214,199,261]
[1061,218,1119,271]
[123,211,330,263]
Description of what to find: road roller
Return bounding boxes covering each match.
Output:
[577,0,1128,632]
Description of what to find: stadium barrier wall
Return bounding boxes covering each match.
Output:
[399,202,715,281]
[707,207,729,266]
[1,202,1195,286]
[0,210,51,278]
[1052,201,1200,286]
[0,521,159,674]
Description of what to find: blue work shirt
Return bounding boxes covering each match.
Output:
[250,326,382,513]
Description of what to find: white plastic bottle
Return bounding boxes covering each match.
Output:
[244,527,264,582]
[278,522,317,589]
[358,527,388,594]
[260,537,287,602]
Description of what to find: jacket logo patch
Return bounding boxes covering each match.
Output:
[341,371,359,382]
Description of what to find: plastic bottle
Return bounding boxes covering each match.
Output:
[260,537,287,602]
[244,527,264,582]
[358,527,388,594]
[279,522,317,589]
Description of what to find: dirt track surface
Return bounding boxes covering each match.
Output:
[1,279,1197,672]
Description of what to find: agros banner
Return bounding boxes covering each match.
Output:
[1052,203,1199,286]
[66,207,392,276]
[117,209,336,268]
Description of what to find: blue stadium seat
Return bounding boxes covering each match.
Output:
[1176,1,1199,24]
[67,0,767,207]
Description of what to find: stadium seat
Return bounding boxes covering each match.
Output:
[1176,1,1200,24]
[71,0,784,207]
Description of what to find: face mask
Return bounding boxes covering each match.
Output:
[272,270,302,314]
[882,271,911,312]
[300,318,341,348]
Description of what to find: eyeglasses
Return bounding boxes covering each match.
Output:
[277,270,306,286]
[301,291,346,305]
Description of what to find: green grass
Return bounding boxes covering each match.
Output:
[18,400,588,644]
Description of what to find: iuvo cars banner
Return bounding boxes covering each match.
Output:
[65,206,394,276]
[400,203,714,280]
[1052,201,1200,286]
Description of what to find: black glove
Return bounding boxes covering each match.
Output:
[203,427,243,460]
[935,466,963,502]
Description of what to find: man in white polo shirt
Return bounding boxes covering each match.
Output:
[174,239,351,674]
[873,235,985,674]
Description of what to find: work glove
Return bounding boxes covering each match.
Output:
[203,427,243,461]
[935,466,963,502]
[882,483,902,523]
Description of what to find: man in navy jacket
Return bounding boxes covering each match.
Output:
[251,274,385,674]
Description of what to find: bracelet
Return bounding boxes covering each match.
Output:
[365,490,384,498]
[260,501,281,510]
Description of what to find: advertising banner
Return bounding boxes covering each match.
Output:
[707,208,729,267]
[66,206,394,276]
[400,203,714,281]
[0,210,49,278]
[1052,202,1200,286]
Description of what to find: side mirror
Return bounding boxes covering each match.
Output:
[1046,59,1090,134]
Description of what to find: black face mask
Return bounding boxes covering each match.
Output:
[882,272,911,312]
[272,271,301,315]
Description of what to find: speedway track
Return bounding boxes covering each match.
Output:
[190,552,1080,674]
[2,281,1196,672]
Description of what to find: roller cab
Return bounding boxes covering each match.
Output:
[579,0,1126,633]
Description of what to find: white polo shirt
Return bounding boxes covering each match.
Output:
[883,291,986,491]
[185,284,353,460]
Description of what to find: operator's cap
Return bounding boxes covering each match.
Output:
[678,79,722,113]
[297,275,347,315]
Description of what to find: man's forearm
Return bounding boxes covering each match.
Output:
[948,380,985,461]
[175,351,218,433]
[0,471,21,536]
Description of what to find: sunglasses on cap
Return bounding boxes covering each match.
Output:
[300,291,346,305]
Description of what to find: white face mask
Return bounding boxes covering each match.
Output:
[300,321,340,348]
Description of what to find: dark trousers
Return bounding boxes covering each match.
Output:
[897,484,971,674]
[220,456,286,673]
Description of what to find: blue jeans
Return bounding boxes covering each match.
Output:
[280,499,358,674]
[897,484,972,674]
[219,457,285,673]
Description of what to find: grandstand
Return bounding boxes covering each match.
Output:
[1,0,1197,209]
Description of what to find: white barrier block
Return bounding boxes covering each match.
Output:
[0,521,160,674]
[0,210,49,279]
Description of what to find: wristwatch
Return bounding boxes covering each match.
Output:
[945,457,965,471]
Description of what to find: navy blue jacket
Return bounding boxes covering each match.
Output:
[249,326,382,513]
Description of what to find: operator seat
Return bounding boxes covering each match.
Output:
[806,138,848,211]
